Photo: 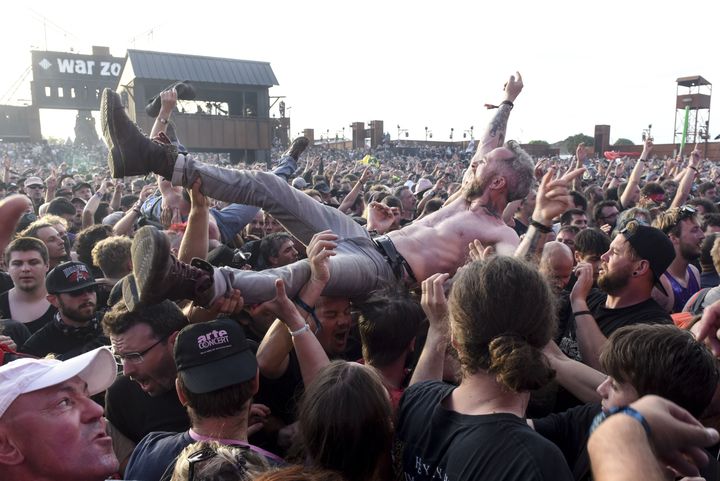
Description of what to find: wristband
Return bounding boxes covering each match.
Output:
[289,323,311,337]
[689,166,699,172]
[573,310,592,317]
[530,219,553,233]
[590,406,652,437]
[501,100,514,109]
[294,296,322,333]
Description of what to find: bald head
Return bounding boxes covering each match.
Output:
[540,241,574,292]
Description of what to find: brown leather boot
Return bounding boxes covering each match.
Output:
[283,136,310,160]
[130,226,216,309]
[101,88,177,179]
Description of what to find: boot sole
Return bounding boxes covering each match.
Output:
[100,88,127,179]
[131,226,171,308]
[121,274,141,312]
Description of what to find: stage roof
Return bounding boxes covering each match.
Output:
[126,49,279,87]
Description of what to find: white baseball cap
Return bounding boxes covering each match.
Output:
[0,347,117,418]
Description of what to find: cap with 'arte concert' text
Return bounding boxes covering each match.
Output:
[174,318,257,394]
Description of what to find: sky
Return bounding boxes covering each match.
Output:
[1,0,718,146]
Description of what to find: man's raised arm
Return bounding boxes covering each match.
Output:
[515,167,585,261]
[453,72,524,202]
[475,72,524,158]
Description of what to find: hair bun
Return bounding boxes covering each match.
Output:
[488,335,555,392]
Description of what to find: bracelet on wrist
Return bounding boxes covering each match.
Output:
[573,310,592,317]
[289,323,311,337]
[530,219,553,233]
[294,296,322,334]
[590,406,652,437]
[501,100,514,109]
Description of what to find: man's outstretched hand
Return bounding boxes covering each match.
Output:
[504,72,523,103]
[532,167,586,225]
[367,201,395,234]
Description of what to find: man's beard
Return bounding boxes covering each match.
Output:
[680,242,700,262]
[598,264,632,295]
[58,298,96,323]
[464,176,491,199]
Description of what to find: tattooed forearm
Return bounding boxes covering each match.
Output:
[515,226,548,262]
[479,104,512,156]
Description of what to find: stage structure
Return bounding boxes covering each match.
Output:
[674,76,711,155]
[351,120,384,149]
[2,46,126,142]
[117,50,280,163]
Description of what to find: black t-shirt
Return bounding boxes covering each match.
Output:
[254,350,304,426]
[0,319,31,348]
[20,316,108,359]
[533,403,600,481]
[0,273,13,294]
[395,381,574,481]
[105,375,190,444]
[0,290,58,334]
[558,290,671,362]
[586,290,672,337]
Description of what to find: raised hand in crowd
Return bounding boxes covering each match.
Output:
[692,299,720,356]
[138,182,157,202]
[307,230,337,285]
[248,403,271,436]
[503,71,524,103]
[468,238,494,262]
[187,288,244,324]
[516,166,585,259]
[160,87,178,115]
[411,272,451,385]
[367,201,395,234]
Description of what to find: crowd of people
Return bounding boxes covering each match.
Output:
[1,73,720,481]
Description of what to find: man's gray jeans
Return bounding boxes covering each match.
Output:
[171,154,396,304]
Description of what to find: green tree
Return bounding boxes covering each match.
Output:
[528,140,550,146]
[564,134,594,155]
[613,138,635,146]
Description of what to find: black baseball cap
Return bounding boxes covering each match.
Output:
[313,182,331,194]
[174,319,257,394]
[620,222,675,296]
[46,261,98,294]
[72,182,93,192]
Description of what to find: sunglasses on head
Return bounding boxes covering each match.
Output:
[677,205,697,222]
[186,447,247,481]
[620,220,639,236]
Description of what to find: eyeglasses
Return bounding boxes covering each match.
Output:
[66,285,96,297]
[186,447,247,481]
[26,184,44,189]
[112,335,169,365]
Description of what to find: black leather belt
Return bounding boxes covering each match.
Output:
[372,235,417,283]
